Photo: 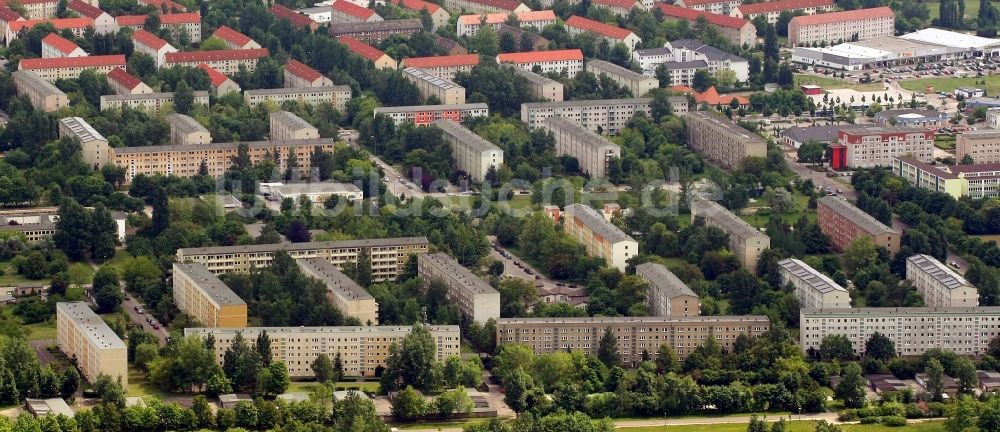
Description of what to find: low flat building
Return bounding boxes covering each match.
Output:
[0,207,125,243]
[497,49,584,77]
[686,111,767,169]
[375,103,489,126]
[41,32,85,58]
[906,254,978,308]
[540,116,621,179]
[198,63,241,97]
[12,70,68,112]
[338,36,396,69]
[511,66,563,102]
[18,54,125,82]
[417,253,501,324]
[656,4,756,48]
[433,119,503,182]
[167,113,211,146]
[164,48,269,74]
[176,237,430,281]
[565,15,640,52]
[829,127,934,170]
[132,29,176,68]
[635,262,699,317]
[585,60,657,97]
[399,54,480,80]
[297,258,379,325]
[690,199,770,270]
[730,0,834,23]
[778,258,851,309]
[172,262,248,328]
[186,325,460,378]
[261,182,364,204]
[244,86,352,111]
[100,91,210,113]
[789,6,895,46]
[521,98,653,134]
[105,67,153,95]
[958,130,1000,164]
[329,18,423,43]
[402,67,466,105]
[59,116,109,167]
[284,59,335,88]
[25,398,74,418]
[778,124,875,149]
[563,204,637,270]
[817,196,900,254]
[497,315,770,365]
[873,109,948,127]
[56,302,128,389]
[270,111,319,141]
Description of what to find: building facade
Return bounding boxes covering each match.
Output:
[635,262,700,317]
[59,116,109,167]
[829,127,934,170]
[132,29,176,68]
[284,59,335,88]
[329,19,423,43]
[270,111,319,141]
[167,113,211,146]
[198,63,241,97]
[212,25,261,50]
[244,86,352,111]
[690,199,770,270]
[172,262,248,328]
[521,98,653,134]
[297,258,379,325]
[540,116,621,178]
[958,130,1000,164]
[817,196,901,254]
[563,204,638,271]
[56,302,128,389]
[686,111,767,169]
[399,54,480,80]
[906,254,979,308]
[402,67,466,105]
[374,103,489,126]
[497,49,584,76]
[417,253,501,324]
[100,91,210,113]
[18,54,125,82]
[565,15,641,52]
[164,48,269,74]
[456,10,557,36]
[338,36,397,69]
[585,60,658,96]
[511,66,564,102]
[433,119,503,182]
[442,0,530,14]
[106,67,153,95]
[778,258,851,309]
[41,33,85,58]
[891,156,966,198]
[730,0,834,23]
[656,4,756,48]
[789,7,895,46]
[13,70,68,112]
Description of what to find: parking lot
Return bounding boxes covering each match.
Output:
[803,57,1000,82]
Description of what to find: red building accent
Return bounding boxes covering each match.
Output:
[829,144,846,170]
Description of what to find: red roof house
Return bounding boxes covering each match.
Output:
[41,32,84,57]
[270,3,318,31]
[212,25,259,49]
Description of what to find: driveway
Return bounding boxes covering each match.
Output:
[121,293,168,345]
[30,339,58,367]
[486,237,588,306]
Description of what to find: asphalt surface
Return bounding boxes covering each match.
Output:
[486,236,587,302]
[122,292,168,345]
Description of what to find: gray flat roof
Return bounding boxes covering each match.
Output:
[958,129,1000,139]
[817,196,897,236]
[778,258,847,294]
[802,306,1000,316]
[167,113,209,135]
[56,302,127,350]
[177,236,429,256]
[101,91,208,101]
[497,315,770,324]
[13,70,65,97]
[565,203,636,244]
[270,110,317,131]
[670,39,747,62]
[541,115,620,151]
[661,60,709,70]
[185,324,459,336]
[173,262,246,306]
[634,47,671,56]
[25,398,74,417]
[635,262,697,298]
[270,181,362,194]
[688,111,765,143]
[420,252,499,295]
[779,124,877,143]
[874,109,947,120]
[690,199,765,241]
[330,18,423,34]
[113,138,335,154]
[59,117,106,143]
[245,85,351,96]
[523,97,651,109]
[433,119,501,153]
[375,103,488,113]
[510,66,560,86]
[402,67,462,91]
[906,254,974,291]
[586,59,651,81]
[296,258,374,301]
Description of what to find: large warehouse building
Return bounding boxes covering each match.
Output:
[791,28,1000,70]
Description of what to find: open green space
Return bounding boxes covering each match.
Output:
[125,366,171,398]
[794,74,884,92]
[926,0,1000,20]
[741,193,815,228]
[618,420,947,432]
[391,418,493,430]
[935,135,956,150]
[286,381,380,393]
[899,75,1000,96]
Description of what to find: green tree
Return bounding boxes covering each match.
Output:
[946,395,976,432]
[134,342,159,377]
[954,357,978,395]
[747,415,768,432]
[257,361,290,397]
[392,385,426,420]
[926,358,945,402]
[53,198,90,260]
[864,332,895,361]
[843,236,879,277]
[311,353,336,383]
[381,324,437,390]
[797,141,825,165]
[691,69,713,92]
[435,387,474,417]
[89,203,118,262]
[835,362,866,408]
[93,266,123,313]
[656,343,679,373]
[60,366,79,399]
[173,79,194,114]
[979,397,1000,432]
[597,328,620,367]
[820,335,855,361]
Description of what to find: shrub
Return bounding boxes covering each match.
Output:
[859,416,881,424]
[838,410,859,422]
[879,402,906,418]
[882,415,907,426]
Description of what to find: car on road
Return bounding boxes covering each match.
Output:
[151,323,160,330]
[135,306,143,314]
[949,261,961,269]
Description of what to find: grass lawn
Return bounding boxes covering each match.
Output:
[926,0,1000,20]
[125,366,170,398]
[741,193,814,229]
[899,75,1000,96]
[286,381,380,393]
[618,420,947,432]
[105,250,134,271]
[0,259,50,286]
[794,74,884,92]
[391,418,493,430]
[935,136,956,150]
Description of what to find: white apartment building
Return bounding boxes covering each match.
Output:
[906,254,979,308]
[212,25,261,50]
[417,253,501,324]
[585,60,658,97]
[41,33,85,58]
[833,127,934,169]
[374,103,489,126]
[106,67,153,95]
[778,258,851,309]
[398,54,480,80]
[635,262,700,317]
[563,204,637,271]
[456,10,557,37]
[433,119,503,183]
[730,0,834,23]
[164,48,269,74]
[270,111,319,141]
[540,115,621,179]
[67,0,115,34]
[284,59,335,88]
[132,29,177,68]
[675,0,740,15]
[690,199,770,271]
[958,129,1000,164]
[497,49,585,77]
[633,39,750,83]
[511,66,564,102]
[100,91,210,113]
[244,86,353,111]
[18,54,126,82]
[167,113,211,146]
[521,98,654,135]
[297,258,379,325]
[57,302,128,389]
[789,6,895,46]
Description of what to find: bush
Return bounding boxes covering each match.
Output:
[925,402,948,417]
[838,410,859,422]
[882,415,907,426]
[879,402,906,418]
[857,407,878,418]
[859,416,881,424]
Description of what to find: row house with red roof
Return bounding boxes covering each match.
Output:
[132,29,177,68]
[442,0,530,15]
[284,59,334,88]
[330,0,383,24]
[657,4,755,48]
[789,6,895,46]
[67,0,114,34]
[329,19,423,43]
[456,10,556,37]
[3,0,62,20]
[0,6,24,41]
[6,18,92,45]
[164,48,269,74]
[106,67,153,95]
[270,4,320,31]
[730,0,833,24]
[116,12,202,43]
[592,0,649,16]
[392,0,449,30]
[673,0,740,15]
[399,54,479,80]
[139,0,186,13]
[19,54,125,81]
[212,25,261,50]
[338,36,397,69]
[41,33,85,58]
[198,64,241,97]
[497,49,583,77]
[564,16,641,52]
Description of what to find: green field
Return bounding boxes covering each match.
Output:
[618,420,947,432]
[286,381,381,394]
[899,75,1000,96]
[935,136,956,150]
[794,74,885,92]
[926,0,1000,20]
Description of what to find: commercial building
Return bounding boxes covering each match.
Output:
[565,15,641,52]
[828,127,934,170]
[778,258,851,309]
[375,103,489,126]
[260,182,364,204]
[456,10,557,36]
[402,67,466,105]
[686,111,767,169]
[176,237,430,281]
[443,0,531,14]
[186,325,460,378]
[105,67,152,95]
[635,262,699,317]
[271,3,320,32]
[906,254,978,308]
[789,6,895,46]
[792,29,993,71]
[198,63,241,97]
[799,307,1000,356]
[100,91,210,113]
[690,199,770,270]
[270,111,319,141]
[172,262,248,328]
[297,258,379,325]
[115,12,201,42]
[59,116,109,167]
[212,25,261,50]
[13,70,68,112]
[132,29,176,68]
[56,302,128,389]
[67,0,114,34]
[393,0,450,30]
[958,130,1000,164]
[329,19,423,43]
[656,4,756,48]
[585,60,658,96]
[817,196,900,254]
[730,0,834,23]
[41,33,85,58]
[0,207,124,243]
[433,119,503,182]
[511,66,564,102]
[399,54,480,80]
[521,98,653,134]
[110,138,335,181]
[496,315,770,365]
[7,18,93,46]
[18,54,125,82]
[873,109,948,127]
[497,49,584,76]
[164,48,270,74]
[540,116,621,179]
[417,253,501,324]
[244,86,353,111]
[563,204,637,271]
[338,36,397,69]
[167,113,211,146]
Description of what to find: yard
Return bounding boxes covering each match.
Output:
[285,381,380,394]
[935,135,956,150]
[899,75,1000,96]
[794,74,884,92]
[618,420,947,432]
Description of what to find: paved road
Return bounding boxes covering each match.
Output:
[30,339,58,367]
[122,293,168,345]
[486,236,587,304]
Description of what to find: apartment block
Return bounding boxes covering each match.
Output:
[167,113,211,146]
[402,67,466,105]
[375,103,489,126]
[297,258,379,325]
[212,25,261,50]
[0,7,24,44]
[563,204,637,271]
[115,12,201,42]
[634,39,749,83]
[7,18,93,45]
[635,262,700,317]
[497,315,770,365]
[12,70,68,112]
[433,119,503,182]
[565,15,641,52]
[393,0,450,30]
[399,54,480,80]
[56,302,128,389]
[330,0,382,23]
[585,60,658,97]
[906,254,979,308]
[778,258,851,309]
[690,198,769,269]
[521,98,653,134]
[132,29,176,68]
[789,7,895,46]
[100,91,210,113]
[417,253,501,324]
[164,48,269,74]
[244,86,353,111]
[657,4,756,48]
[540,116,621,179]
[270,111,319,141]
[686,111,767,169]
[186,325,460,378]
[817,196,900,254]
[139,0,186,12]
[198,63,241,97]
[10,0,60,20]
[18,54,125,82]
[456,10,557,37]
[442,0,531,14]
[41,33,84,58]
[593,0,646,16]
[891,156,966,198]
[67,0,114,34]
[111,138,335,181]
[284,59,334,88]
[511,66,563,102]
[172,263,248,328]
[177,237,430,281]
[958,130,1000,164]
[329,18,422,43]
[674,0,740,15]
[338,36,397,69]
[730,0,834,23]
[59,116,109,167]
[829,127,934,170]
[800,307,1000,356]
[497,49,584,77]
[106,67,153,95]
[271,3,320,31]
